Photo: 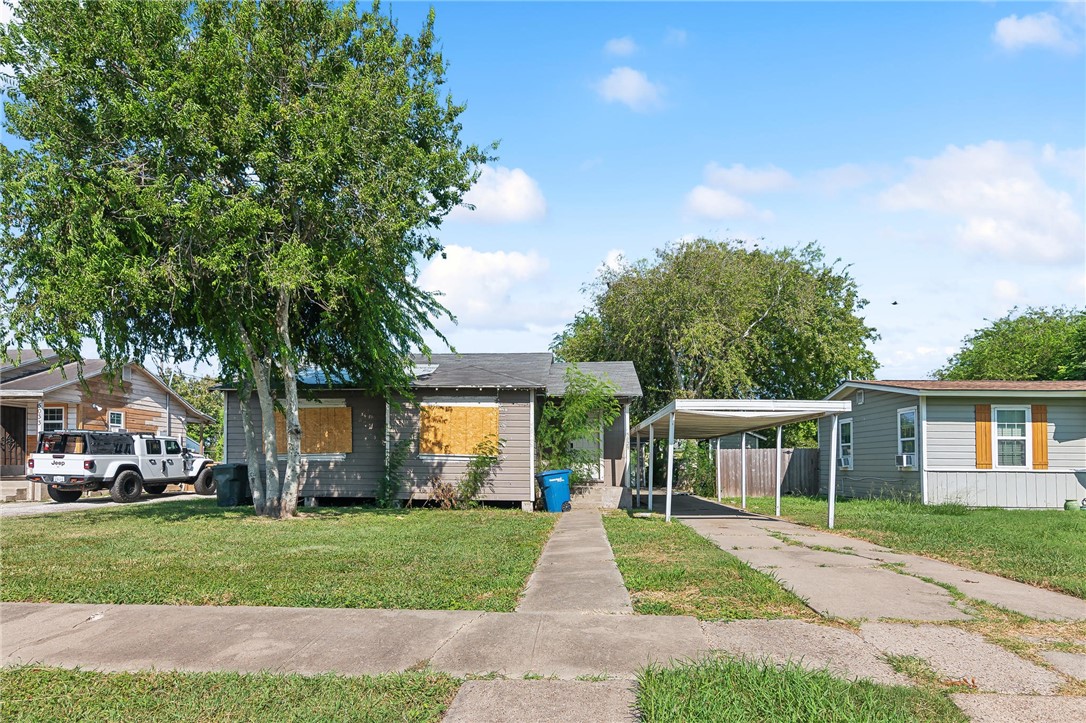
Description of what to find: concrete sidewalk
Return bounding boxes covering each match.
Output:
[517,509,632,614]
[1,602,706,680]
[668,495,1086,622]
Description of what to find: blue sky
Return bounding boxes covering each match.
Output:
[4,2,1084,381]
[397,1,1085,379]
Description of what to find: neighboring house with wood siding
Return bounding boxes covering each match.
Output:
[817,380,1086,509]
[0,349,214,485]
[220,353,642,507]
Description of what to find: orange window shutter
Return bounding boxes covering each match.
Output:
[975,404,992,469]
[1031,405,1048,470]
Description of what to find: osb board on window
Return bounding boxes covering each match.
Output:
[419,405,499,456]
[275,407,353,455]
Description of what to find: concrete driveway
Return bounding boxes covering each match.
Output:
[0,491,200,519]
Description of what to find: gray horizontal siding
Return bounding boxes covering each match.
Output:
[930,470,1086,509]
[389,389,533,502]
[818,388,921,499]
[223,390,386,497]
[926,396,1086,470]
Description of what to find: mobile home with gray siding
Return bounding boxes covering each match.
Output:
[819,380,1086,509]
[221,353,641,507]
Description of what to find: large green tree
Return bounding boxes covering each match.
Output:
[934,306,1086,381]
[553,239,879,421]
[1,0,489,517]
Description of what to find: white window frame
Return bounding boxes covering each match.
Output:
[897,406,917,456]
[108,410,125,431]
[417,401,501,460]
[856,389,864,405]
[42,406,65,432]
[838,417,853,470]
[992,405,1031,470]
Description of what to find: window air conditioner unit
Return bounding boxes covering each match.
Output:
[896,453,916,469]
[837,455,852,469]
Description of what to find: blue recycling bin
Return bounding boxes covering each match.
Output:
[536,469,572,512]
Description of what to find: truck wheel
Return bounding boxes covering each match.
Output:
[47,487,82,503]
[144,484,167,495]
[110,471,144,503]
[193,467,216,496]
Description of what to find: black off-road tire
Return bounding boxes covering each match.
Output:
[192,467,216,496]
[47,487,82,503]
[110,470,144,503]
[144,484,168,495]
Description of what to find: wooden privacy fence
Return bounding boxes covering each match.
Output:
[716,448,819,497]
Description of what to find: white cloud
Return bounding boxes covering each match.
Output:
[811,163,876,195]
[992,279,1022,304]
[419,245,557,330]
[604,36,637,56]
[596,67,663,112]
[880,141,1084,263]
[599,249,625,274]
[664,28,688,47]
[704,162,795,193]
[449,166,547,224]
[683,185,770,221]
[993,10,1080,53]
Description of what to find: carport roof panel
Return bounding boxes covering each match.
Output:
[631,399,852,439]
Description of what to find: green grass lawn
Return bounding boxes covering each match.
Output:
[637,657,967,723]
[0,500,555,611]
[728,496,1086,599]
[603,512,816,620]
[1,666,458,722]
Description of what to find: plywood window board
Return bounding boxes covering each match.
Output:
[419,404,499,456]
[275,407,353,455]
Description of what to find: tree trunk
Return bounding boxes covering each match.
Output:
[241,328,282,518]
[238,380,267,515]
[277,287,302,518]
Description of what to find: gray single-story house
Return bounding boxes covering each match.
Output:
[817,380,1086,509]
[221,353,642,508]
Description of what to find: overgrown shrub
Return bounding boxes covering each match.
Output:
[537,365,620,483]
[376,439,411,508]
[425,436,503,509]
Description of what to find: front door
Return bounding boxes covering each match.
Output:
[1,406,28,477]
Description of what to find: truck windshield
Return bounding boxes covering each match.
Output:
[38,433,87,454]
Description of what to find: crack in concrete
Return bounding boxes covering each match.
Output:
[429,611,485,663]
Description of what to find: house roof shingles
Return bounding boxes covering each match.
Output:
[0,359,108,392]
[855,380,1086,392]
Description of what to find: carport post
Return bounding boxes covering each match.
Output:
[774,426,783,516]
[665,412,676,522]
[828,413,839,529]
[740,432,748,510]
[715,438,721,502]
[635,434,642,508]
[647,424,655,511]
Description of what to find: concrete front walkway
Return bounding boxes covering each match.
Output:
[517,509,632,614]
[668,495,1086,622]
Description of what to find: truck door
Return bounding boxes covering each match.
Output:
[142,438,165,481]
[163,439,184,481]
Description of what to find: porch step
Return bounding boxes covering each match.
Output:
[569,482,626,510]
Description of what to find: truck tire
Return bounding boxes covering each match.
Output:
[144,484,167,495]
[47,487,82,503]
[110,470,144,503]
[193,467,216,496]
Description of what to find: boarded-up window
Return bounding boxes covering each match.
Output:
[275,406,353,455]
[974,404,992,469]
[419,404,499,456]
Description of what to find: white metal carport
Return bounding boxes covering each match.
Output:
[629,399,852,526]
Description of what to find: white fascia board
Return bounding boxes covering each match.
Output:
[825,381,921,399]
[632,399,852,436]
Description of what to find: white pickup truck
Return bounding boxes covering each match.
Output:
[26,430,216,503]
